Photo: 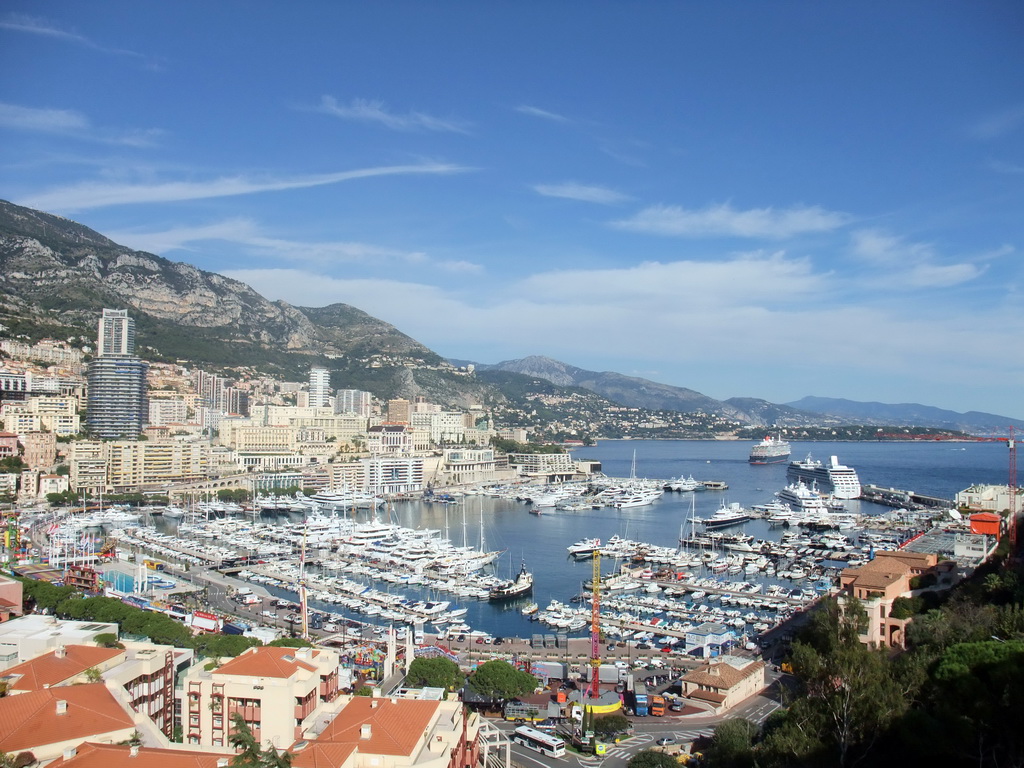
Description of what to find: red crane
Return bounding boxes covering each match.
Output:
[588,552,601,698]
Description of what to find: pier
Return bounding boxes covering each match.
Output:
[860,484,954,511]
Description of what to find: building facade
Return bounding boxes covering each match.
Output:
[180,646,340,750]
[86,357,149,439]
[308,368,331,408]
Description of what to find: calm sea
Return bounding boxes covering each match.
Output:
[340,438,1009,639]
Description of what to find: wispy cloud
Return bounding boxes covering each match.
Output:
[0,13,158,67]
[515,105,569,123]
[850,228,991,288]
[20,162,472,211]
[0,102,89,133]
[107,217,484,274]
[533,182,630,205]
[315,96,471,134]
[612,202,850,239]
[969,104,1024,140]
[988,159,1024,175]
[0,101,163,147]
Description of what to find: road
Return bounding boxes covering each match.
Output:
[500,682,783,768]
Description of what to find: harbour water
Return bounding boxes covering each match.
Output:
[241,438,1008,641]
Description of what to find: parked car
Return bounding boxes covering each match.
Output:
[656,736,676,746]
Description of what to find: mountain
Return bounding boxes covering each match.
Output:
[785,396,1024,433]
[0,199,452,380]
[4,199,1019,433]
[477,354,739,413]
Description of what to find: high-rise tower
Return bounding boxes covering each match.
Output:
[309,367,331,408]
[87,308,148,439]
[97,308,136,356]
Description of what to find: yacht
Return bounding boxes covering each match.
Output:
[701,501,751,529]
[566,537,602,559]
[776,480,828,512]
[488,563,534,601]
[786,454,862,499]
[664,475,702,492]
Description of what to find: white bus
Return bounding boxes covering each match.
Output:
[512,725,566,757]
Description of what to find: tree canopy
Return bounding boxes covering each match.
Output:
[627,750,679,768]
[466,659,537,700]
[407,656,464,690]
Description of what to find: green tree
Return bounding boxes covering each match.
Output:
[914,639,1024,766]
[266,637,313,648]
[703,718,757,768]
[626,750,679,768]
[193,634,261,658]
[762,598,906,768]
[467,659,537,701]
[407,656,464,690]
[593,713,630,737]
[229,713,264,767]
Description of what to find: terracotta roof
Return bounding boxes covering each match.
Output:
[214,646,317,679]
[682,659,764,691]
[2,645,124,691]
[314,697,439,756]
[0,684,135,753]
[688,689,727,704]
[291,741,359,768]
[50,742,231,768]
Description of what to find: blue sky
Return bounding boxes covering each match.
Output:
[2,2,1023,419]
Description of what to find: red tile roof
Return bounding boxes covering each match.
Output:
[291,741,359,768]
[0,684,135,753]
[50,742,230,767]
[313,697,439,757]
[2,645,124,691]
[214,646,318,679]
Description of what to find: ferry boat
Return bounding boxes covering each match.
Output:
[786,454,862,499]
[488,562,534,601]
[748,434,792,464]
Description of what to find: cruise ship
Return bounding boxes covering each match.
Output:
[748,434,792,464]
[786,454,862,499]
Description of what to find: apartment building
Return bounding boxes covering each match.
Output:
[838,550,954,648]
[68,440,211,493]
[507,451,577,480]
[363,456,424,495]
[442,448,497,485]
[180,646,340,750]
[19,430,57,469]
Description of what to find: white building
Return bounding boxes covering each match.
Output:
[335,388,373,417]
[308,367,331,408]
[362,455,424,494]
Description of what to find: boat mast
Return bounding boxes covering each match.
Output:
[298,519,309,640]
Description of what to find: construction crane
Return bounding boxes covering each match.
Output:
[588,551,601,698]
[1009,427,1018,555]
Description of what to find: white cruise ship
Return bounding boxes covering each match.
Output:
[786,454,862,499]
